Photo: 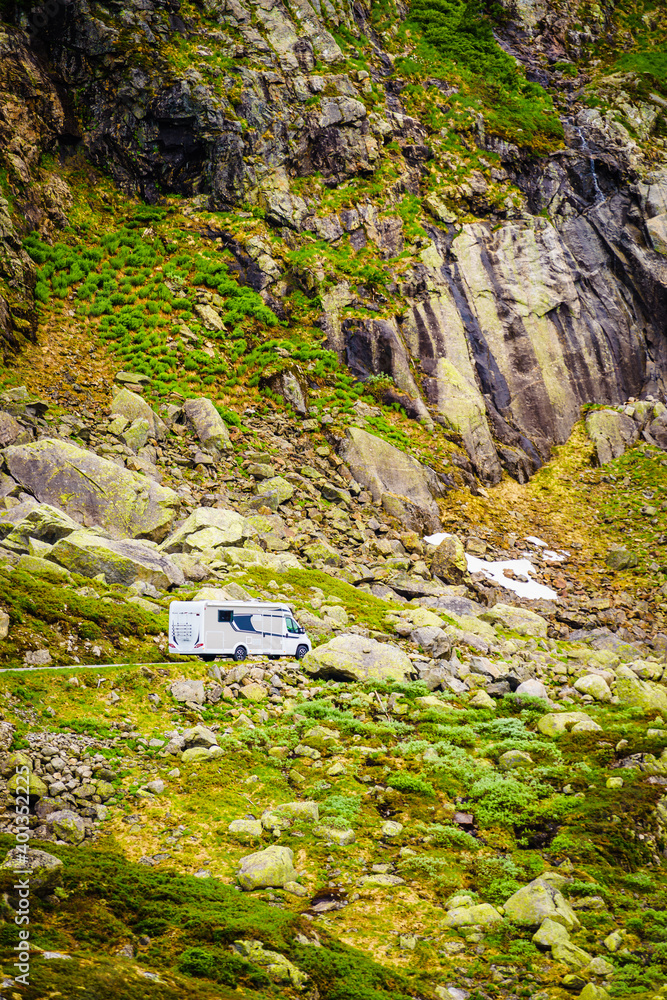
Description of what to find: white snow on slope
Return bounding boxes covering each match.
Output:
[424,534,558,601]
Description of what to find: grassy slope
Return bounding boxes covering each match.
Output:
[0,652,666,999]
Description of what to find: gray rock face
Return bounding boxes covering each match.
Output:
[339,427,446,532]
[3,439,180,541]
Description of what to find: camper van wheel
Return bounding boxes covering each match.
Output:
[200,655,215,662]
[233,645,247,662]
[295,644,309,661]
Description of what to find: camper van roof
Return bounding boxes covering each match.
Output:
[200,599,292,610]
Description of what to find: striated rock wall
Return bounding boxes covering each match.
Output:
[0,0,666,481]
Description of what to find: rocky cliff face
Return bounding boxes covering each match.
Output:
[1,0,667,480]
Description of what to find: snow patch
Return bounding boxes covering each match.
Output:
[423,532,452,546]
[423,533,559,601]
[465,555,558,601]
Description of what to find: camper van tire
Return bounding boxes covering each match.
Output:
[233,645,247,662]
[295,644,309,661]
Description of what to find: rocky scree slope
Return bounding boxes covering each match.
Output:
[1,0,667,483]
[0,374,663,1000]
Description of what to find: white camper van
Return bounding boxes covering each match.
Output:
[168,599,312,662]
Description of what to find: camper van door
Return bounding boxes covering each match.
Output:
[262,612,283,652]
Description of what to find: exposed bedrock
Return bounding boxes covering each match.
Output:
[1,0,666,485]
[325,169,667,484]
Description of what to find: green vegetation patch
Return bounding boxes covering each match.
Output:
[401,0,564,152]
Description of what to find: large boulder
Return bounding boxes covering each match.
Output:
[170,679,205,704]
[110,388,167,440]
[647,410,667,450]
[443,903,503,928]
[237,845,297,891]
[615,666,667,714]
[303,634,413,682]
[503,878,580,931]
[430,535,468,583]
[573,674,612,702]
[160,507,253,553]
[480,603,548,637]
[0,847,63,893]
[183,397,232,456]
[49,530,184,588]
[537,712,600,736]
[3,439,180,541]
[48,809,86,844]
[585,409,638,465]
[338,427,445,532]
[0,502,80,553]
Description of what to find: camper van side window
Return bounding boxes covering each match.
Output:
[286,617,298,633]
[218,610,234,623]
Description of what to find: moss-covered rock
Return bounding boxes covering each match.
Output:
[3,439,180,541]
[537,712,599,736]
[237,845,297,891]
[48,809,86,844]
[303,634,413,682]
[0,847,63,893]
[503,878,580,931]
[49,530,184,588]
[573,674,612,702]
[615,666,667,714]
[480,603,548,637]
[8,771,48,799]
[443,903,503,928]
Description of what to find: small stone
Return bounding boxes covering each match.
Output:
[283,881,309,897]
[498,749,533,770]
[239,683,268,703]
[228,819,263,840]
[533,917,571,948]
[144,779,165,795]
[606,776,623,789]
[469,690,495,709]
[603,930,625,952]
[313,826,355,845]
[381,820,403,838]
[586,956,615,976]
